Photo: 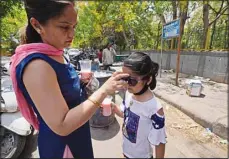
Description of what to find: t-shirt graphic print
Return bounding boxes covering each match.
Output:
[122,107,140,143]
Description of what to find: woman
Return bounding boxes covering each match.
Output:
[10,0,128,158]
[113,52,166,158]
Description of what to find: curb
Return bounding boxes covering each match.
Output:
[154,91,228,140]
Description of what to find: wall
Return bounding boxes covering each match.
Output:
[137,50,228,84]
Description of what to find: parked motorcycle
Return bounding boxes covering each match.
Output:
[66,48,88,71]
[1,61,32,158]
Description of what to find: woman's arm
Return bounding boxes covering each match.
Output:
[23,59,128,136]
[155,143,165,158]
[112,103,124,118]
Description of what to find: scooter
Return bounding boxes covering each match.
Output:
[66,48,90,71]
[1,61,32,158]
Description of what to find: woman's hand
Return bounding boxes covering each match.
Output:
[99,101,115,115]
[80,72,93,84]
[100,71,129,95]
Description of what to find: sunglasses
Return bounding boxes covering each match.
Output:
[121,76,143,86]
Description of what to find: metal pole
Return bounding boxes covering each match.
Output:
[175,18,182,86]
[160,25,163,78]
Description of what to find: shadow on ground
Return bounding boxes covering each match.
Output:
[189,93,206,98]
[90,118,120,141]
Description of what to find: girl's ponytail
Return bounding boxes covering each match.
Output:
[149,61,159,90]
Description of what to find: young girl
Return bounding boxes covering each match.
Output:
[114,52,167,158]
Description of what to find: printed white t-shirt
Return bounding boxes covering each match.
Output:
[120,91,167,158]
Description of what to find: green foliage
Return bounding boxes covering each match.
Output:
[0,0,23,19]
[1,1,26,53]
[1,1,228,52]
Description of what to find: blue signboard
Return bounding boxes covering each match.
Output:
[162,19,180,39]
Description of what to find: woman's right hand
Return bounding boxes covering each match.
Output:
[100,71,129,95]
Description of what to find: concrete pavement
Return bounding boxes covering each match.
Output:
[91,95,227,158]
[19,94,228,158]
[154,71,228,140]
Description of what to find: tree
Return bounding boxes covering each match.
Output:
[1,1,228,52]
[1,2,26,54]
[202,0,229,49]
[0,0,23,19]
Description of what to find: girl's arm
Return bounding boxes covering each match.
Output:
[112,102,124,118]
[155,108,166,158]
[149,108,166,158]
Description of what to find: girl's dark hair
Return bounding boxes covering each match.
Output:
[124,52,159,90]
[22,0,74,44]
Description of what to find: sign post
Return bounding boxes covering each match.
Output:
[160,26,163,78]
[162,19,181,86]
[176,19,182,86]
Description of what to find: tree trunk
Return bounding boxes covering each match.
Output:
[209,19,217,49]
[225,17,229,49]
[155,22,162,50]
[185,26,190,49]
[179,0,189,48]
[203,0,229,49]
[156,22,161,50]
[209,0,224,50]
[172,0,177,20]
[225,1,229,49]
[121,26,129,48]
[154,3,166,50]
[171,0,177,49]
[202,0,209,49]
[159,13,166,25]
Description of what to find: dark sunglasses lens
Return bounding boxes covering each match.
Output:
[128,78,138,86]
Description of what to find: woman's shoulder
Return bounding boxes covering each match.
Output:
[17,53,50,67]
[18,53,68,72]
[22,58,56,79]
[16,53,56,78]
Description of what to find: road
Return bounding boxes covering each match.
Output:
[19,95,228,158]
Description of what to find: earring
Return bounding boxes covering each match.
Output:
[37,29,41,34]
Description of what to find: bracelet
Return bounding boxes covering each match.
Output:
[88,98,101,108]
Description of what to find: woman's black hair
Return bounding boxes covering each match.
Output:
[124,52,159,90]
[22,0,74,44]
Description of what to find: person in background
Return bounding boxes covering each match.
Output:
[90,54,99,71]
[113,52,166,158]
[10,0,129,158]
[102,44,117,70]
[97,48,103,63]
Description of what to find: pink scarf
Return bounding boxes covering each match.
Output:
[10,43,63,130]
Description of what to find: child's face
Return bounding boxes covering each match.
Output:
[122,66,147,94]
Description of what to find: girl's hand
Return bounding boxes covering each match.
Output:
[100,72,129,95]
[112,102,124,118]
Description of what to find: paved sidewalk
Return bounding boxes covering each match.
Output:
[20,94,228,158]
[154,71,228,139]
[91,94,228,158]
